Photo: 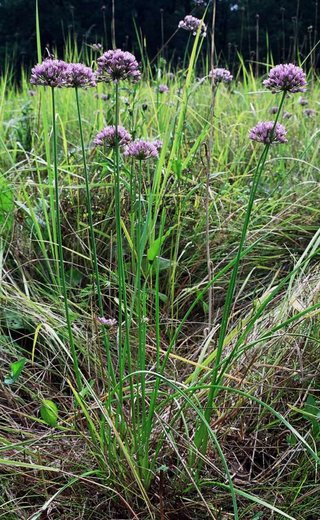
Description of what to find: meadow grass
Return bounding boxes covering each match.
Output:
[0,36,319,519]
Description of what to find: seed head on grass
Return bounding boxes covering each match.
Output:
[158,84,169,93]
[263,63,307,94]
[93,125,132,149]
[124,140,159,160]
[96,49,141,83]
[209,68,233,85]
[249,121,288,144]
[178,15,207,37]
[65,63,96,88]
[30,58,68,87]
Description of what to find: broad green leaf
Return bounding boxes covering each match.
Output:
[4,358,27,385]
[40,400,59,427]
[147,227,174,263]
[0,174,14,234]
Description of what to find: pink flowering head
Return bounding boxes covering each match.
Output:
[249,121,288,145]
[65,63,96,88]
[93,125,132,149]
[30,58,68,87]
[178,15,207,37]
[153,140,163,152]
[158,84,169,93]
[263,63,307,94]
[96,49,141,83]
[209,68,233,85]
[97,316,117,327]
[124,140,159,160]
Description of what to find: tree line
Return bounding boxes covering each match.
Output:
[0,0,318,73]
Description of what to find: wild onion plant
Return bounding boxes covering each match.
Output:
[193,62,308,459]
[30,59,82,389]
[2,16,319,517]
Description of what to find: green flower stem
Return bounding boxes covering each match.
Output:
[74,87,115,387]
[136,160,147,447]
[194,90,288,459]
[113,82,132,419]
[51,87,81,390]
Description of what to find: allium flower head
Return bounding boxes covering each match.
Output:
[91,43,103,52]
[158,84,169,93]
[249,121,288,144]
[298,96,308,106]
[303,108,316,118]
[269,106,279,114]
[96,49,141,83]
[153,140,163,151]
[263,63,307,94]
[97,316,117,327]
[178,15,207,37]
[209,68,233,85]
[124,140,159,160]
[283,111,292,119]
[65,63,96,88]
[30,59,68,87]
[94,125,132,148]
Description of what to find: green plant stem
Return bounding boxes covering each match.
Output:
[113,82,132,419]
[194,90,287,458]
[51,87,81,390]
[74,87,115,386]
[136,159,147,454]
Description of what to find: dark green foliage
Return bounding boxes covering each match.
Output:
[0,0,318,74]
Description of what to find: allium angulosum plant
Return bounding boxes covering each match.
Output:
[193,62,308,461]
[26,38,320,519]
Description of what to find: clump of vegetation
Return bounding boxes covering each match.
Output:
[0,7,319,520]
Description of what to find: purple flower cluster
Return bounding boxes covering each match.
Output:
[263,63,307,94]
[30,59,68,87]
[97,316,117,327]
[97,49,141,83]
[124,140,159,160]
[93,126,132,148]
[158,84,169,93]
[31,59,96,89]
[209,68,233,85]
[178,15,207,37]
[153,140,163,152]
[65,63,96,88]
[249,121,288,145]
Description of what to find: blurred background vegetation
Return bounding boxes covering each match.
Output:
[0,0,318,74]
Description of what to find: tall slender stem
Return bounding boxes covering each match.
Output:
[51,87,81,389]
[113,83,132,411]
[75,87,115,386]
[194,90,287,459]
